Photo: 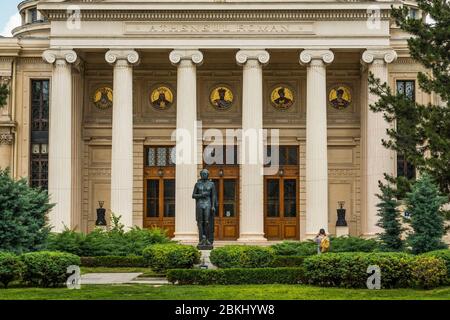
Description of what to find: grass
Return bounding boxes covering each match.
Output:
[1,284,450,300]
[80,267,161,278]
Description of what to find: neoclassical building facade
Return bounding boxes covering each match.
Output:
[0,0,437,243]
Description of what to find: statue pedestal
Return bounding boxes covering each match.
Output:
[336,226,349,237]
[197,250,217,269]
[197,244,214,251]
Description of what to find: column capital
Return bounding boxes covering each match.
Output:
[299,49,334,65]
[361,48,397,64]
[42,49,78,65]
[105,50,140,65]
[169,50,203,66]
[235,50,270,66]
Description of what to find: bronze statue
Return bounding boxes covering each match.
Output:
[192,169,218,249]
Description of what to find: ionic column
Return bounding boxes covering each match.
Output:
[361,49,397,236]
[300,49,334,238]
[105,50,140,230]
[169,50,203,242]
[236,50,270,242]
[43,49,79,232]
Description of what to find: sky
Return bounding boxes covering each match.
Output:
[0,0,22,37]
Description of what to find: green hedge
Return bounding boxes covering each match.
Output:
[271,255,305,267]
[421,250,450,284]
[142,244,200,273]
[80,255,147,268]
[46,227,170,257]
[303,252,447,289]
[271,241,317,256]
[210,245,275,268]
[167,267,305,285]
[0,252,25,288]
[21,251,81,287]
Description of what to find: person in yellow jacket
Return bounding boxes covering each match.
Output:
[314,228,330,254]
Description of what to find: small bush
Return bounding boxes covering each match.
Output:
[0,252,25,288]
[21,251,80,287]
[271,241,316,256]
[409,256,447,289]
[210,246,275,268]
[167,267,305,285]
[142,244,200,273]
[421,250,450,283]
[46,226,171,257]
[271,255,305,267]
[303,252,414,288]
[329,236,381,253]
[80,255,147,268]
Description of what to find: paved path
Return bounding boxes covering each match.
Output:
[81,273,143,285]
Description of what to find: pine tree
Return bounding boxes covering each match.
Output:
[376,180,404,251]
[406,174,447,254]
[368,0,450,199]
[0,168,54,253]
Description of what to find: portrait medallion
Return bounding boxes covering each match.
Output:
[150,86,174,110]
[93,87,113,110]
[270,86,294,110]
[210,86,234,110]
[328,86,352,110]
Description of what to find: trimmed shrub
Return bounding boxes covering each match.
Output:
[210,245,276,268]
[167,267,305,285]
[271,255,305,268]
[0,252,25,288]
[409,256,447,289]
[142,244,200,273]
[21,251,81,287]
[80,255,147,268]
[329,236,381,253]
[303,252,415,288]
[46,227,171,257]
[421,250,450,283]
[271,241,316,256]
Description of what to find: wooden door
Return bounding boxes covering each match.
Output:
[264,173,299,240]
[207,166,239,240]
[143,166,176,237]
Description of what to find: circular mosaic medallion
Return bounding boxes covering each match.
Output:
[328,86,352,110]
[150,86,174,110]
[210,86,234,110]
[270,86,295,110]
[93,87,113,110]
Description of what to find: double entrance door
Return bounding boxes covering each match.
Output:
[206,166,240,240]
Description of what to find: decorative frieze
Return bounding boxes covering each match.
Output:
[43,10,391,22]
[0,133,13,145]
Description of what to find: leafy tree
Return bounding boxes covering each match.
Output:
[376,180,405,251]
[368,0,450,199]
[0,168,54,253]
[406,174,447,254]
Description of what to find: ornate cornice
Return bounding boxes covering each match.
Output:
[0,133,14,145]
[236,50,270,66]
[41,9,391,22]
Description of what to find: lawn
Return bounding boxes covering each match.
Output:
[1,284,450,300]
[80,267,161,278]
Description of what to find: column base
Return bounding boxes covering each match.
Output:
[173,232,198,243]
[237,233,267,243]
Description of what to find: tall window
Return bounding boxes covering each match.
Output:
[396,80,416,179]
[30,80,49,189]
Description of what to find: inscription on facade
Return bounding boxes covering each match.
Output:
[124,22,314,36]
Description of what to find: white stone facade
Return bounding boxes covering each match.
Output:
[0,0,441,242]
